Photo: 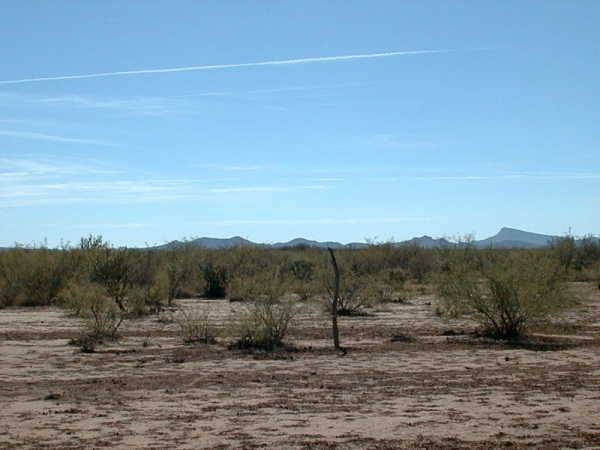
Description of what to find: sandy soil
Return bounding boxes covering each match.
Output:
[1,283,600,449]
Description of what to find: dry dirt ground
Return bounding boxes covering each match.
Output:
[1,283,600,449]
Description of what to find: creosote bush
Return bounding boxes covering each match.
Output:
[435,252,575,339]
[231,297,298,350]
[0,247,75,307]
[229,269,299,350]
[91,248,133,311]
[320,256,379,316]
[172,304,216,344]
[62,281,125,351]
[163,250,195,305]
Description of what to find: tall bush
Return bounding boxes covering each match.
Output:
[230,269,298,350]
[435,252,574,339]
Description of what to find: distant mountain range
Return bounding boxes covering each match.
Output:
[153,227,598,250]
[0,227,596,251]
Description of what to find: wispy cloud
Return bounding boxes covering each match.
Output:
[0,130,115,146]
[0,175,333,207]
[38,95,172,117]
[196,163,265,172]
[0,158,118,177]
[0,49,453,85]
[2,82,366,118]
[408,172,600,181]
[315,177,345,182]
[207,185,328,194]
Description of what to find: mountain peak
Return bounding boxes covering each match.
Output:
[478,227,557,248]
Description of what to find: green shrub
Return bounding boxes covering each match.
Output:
[69,333,99,353]
[229,270,298,350]
[372,268,408,302]
[551,235,577,273]
[172,305,216,344]
[0,247,75,307]
[164,251,195,305]
[84,296,124,340]
[435,253,574,339]
[285,259,315,281]
[61,281,125,346]
[0,248,27,307]
[22,249,75,306]
[320,259,378,316]
[91,249,133,311]
[202,263,229,298]
[59,280,95,315]
[227,269,277,302]
[577,236,600,268]
[290,277,319,302]
[125,287,157,317]
[232,297,297,350]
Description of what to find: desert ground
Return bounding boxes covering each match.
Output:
[1,283,600,449]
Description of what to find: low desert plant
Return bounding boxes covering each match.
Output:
[229,269,298,350]
[320,264,378,316]
[551,234,577,273]
[285,259,315,282]
[231,297,297,350]
[91,248,133,311]
[172,305,216,344]
[371,268,408,303]
[164,251,194,306]
[406,247,436,284]
[435,253,575,339]
[125,287,160,317]
[61,281,125,342]
[84,294,125,340]
[69,333,99,353]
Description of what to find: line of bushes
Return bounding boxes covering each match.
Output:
[1,234,598,347]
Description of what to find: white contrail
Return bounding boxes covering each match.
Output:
[0,49,450,85]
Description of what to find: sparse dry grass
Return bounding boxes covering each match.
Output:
[0,283,599,448]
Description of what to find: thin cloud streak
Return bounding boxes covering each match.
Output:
[408,173,600,181]
[196,164,265,172]
[0,49,452,85]
[0,178,333,208]
[208,185,328,193]
[0,158,118,176]
[0,130,115,146]
[38,95,172,116]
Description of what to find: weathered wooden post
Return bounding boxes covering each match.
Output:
[327,247,341,350]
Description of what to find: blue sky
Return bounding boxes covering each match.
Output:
[1,1,599,246]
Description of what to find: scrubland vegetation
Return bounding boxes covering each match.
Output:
[1,234,598,350]
[2,235,600,448]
